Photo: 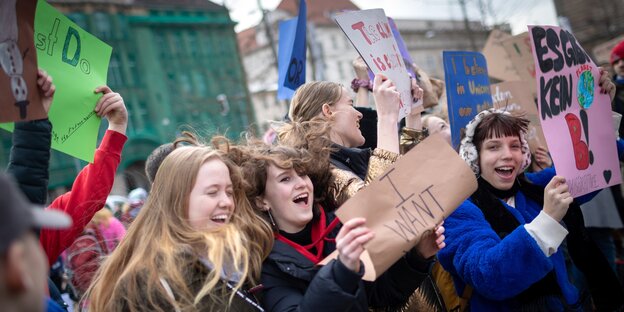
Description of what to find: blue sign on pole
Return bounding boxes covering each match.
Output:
[277,18,297,100]
[282,0,306,91]
[443,51,493,148]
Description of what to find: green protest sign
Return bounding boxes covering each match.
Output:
[1,0,112,162]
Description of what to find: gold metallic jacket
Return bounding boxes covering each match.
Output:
[328,127,429,209]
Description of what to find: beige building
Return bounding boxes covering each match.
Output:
[237,0,495,130]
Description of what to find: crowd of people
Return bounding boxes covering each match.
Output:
[3,33,624,312]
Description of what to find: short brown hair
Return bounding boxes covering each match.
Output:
[472,112,529,152]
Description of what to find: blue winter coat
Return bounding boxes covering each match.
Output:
[438,168,589,311]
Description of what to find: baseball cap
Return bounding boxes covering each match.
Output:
[0,173,71,253]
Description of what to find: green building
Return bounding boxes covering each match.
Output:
[0,0,255,196]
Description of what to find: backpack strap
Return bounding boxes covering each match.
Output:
[159,277,182,312]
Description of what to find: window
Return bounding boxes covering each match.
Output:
[93,13,111,39]
[108,56,123,87]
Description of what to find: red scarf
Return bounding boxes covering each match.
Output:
[274,206,340,264]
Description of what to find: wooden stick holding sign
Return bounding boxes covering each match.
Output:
[334,9,414,119]
[320,134,477,281]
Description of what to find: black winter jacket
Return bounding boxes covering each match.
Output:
[7,119,52,204]
[260,213,431,312]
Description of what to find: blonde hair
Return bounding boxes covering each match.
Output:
[288,81,344,122]
[84,144,273,311]
[90,208,113,227]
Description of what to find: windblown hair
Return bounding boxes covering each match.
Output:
[85,143,273,311]
[288,81,344,122]
[472,112,529,152]
[224,134,332,227]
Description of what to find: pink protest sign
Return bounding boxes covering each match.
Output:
[528,25,621,197]
[334,9,413,119]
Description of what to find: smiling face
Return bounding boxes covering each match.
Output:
[479,135,524,191]
[328,87,365,148]
[261,164,314,233]
[188,158,235,230]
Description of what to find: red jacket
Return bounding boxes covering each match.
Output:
[40,130,127,265]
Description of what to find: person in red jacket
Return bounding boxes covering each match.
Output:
[6,70,128,266]
[41,86,128,265]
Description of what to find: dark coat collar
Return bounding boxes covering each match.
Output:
[330,144,371,180]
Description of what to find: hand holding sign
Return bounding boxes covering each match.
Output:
[94,86,127,135]
[37,69,55,113]
[336,217,375,273]
[414,221,445,259]
[598,67,616,99]
[543,175,573,222]
[373,74,401,119]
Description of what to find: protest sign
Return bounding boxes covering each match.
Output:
[277,18,298,100]
[481,29,521,82]
[281,0,306,92]
[529,25,621,197]
[366,18,417,83]
[1,0,112,162]
[491,81,548,153]
[320,134,477,281]
[501,32,537,94]
[335,9,414,119]
[0,0,46,123]
[443,51,493,148]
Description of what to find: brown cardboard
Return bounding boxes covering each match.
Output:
[501,32,537,95]
[0,0,45,123]
[320,134,477,281]
[491,81,548,153]
[482,29,521,82]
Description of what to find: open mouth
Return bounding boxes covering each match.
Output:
[495,166,515,178]
[211,214,229,224]
[293,193,309,206]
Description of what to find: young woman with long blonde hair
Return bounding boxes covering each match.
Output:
[84,141,273,311]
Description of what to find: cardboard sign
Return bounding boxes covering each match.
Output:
[335,9,414,119]
[529,25,621,197]
[501,32,537,94]
[281,0,306,91]
[443,51,493,148]
[1,0,112,162]
[320,134,477,281]
[491,81,548,153]
[0,0,46,123]
[481,29,521,82]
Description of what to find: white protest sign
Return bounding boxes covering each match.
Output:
[334,9,413,119]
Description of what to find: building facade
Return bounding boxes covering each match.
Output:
[237,0,492,131]
[554,0,624,54]
[0,0,254,197]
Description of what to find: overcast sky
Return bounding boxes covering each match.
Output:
[213,0,559,34]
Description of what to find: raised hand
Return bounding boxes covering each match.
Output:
[37,69,55,114]
[533,146,552,170]
[543,176,573,222]
[94,86,128,135]
[598,67,616,101]
[372,74,401,120]
[336,218,375,273]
